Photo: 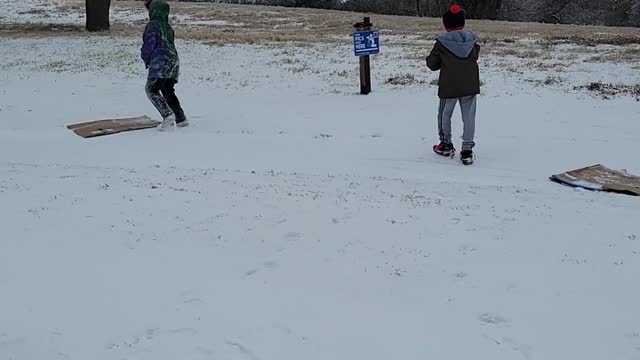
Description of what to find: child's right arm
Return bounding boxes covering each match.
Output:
[426,42,441,71]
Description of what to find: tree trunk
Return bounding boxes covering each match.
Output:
[86,0,111,32]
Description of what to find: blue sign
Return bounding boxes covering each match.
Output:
[354,30,380,57]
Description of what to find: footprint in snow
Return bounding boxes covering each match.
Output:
[501,337,533,360]
[285,232,302,239]
[245,260,279,276]
[479,312,508,325]
[453,272,468,279]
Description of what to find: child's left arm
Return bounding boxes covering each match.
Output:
[141,22,160,68]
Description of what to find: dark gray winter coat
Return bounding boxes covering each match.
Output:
[426,30,480,99]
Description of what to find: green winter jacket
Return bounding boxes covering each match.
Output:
[141,0,180,80]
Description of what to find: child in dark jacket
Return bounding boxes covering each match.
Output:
[426,4,480,165]
[141,0,188,129]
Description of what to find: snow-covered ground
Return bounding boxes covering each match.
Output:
[2,1,640,360]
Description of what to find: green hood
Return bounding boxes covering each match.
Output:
[149,0,170,23]
[147,0,175,52]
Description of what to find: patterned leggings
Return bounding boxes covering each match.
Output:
[145,78,186,122]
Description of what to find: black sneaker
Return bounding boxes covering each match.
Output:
[433,142,455,157]
[460,150,474,165]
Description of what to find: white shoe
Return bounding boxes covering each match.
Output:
[158,114,176,131]
[176,119,189,128]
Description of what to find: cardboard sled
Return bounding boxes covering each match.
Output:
[67,116,160,138]
[550,164,640,196]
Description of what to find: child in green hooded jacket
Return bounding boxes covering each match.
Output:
[141,0,188,129]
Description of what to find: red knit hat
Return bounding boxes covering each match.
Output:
[443,4,466,31]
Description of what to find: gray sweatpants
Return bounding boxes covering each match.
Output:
[437,95,477,151]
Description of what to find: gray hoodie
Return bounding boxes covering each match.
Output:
[437,30,479,59]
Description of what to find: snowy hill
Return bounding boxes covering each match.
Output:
[1,1,640,359]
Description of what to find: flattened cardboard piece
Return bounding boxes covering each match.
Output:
[550,164,640,196]
[68,116,160,138]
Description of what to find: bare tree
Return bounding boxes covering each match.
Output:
[631,0,640,26]
[342,0,416,15]
[499,0,608,24]
[201,0,640,26]
[605,0,637,26]
[455,0,503,19]
[86,0,111,31]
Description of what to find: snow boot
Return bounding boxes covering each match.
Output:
[433,142,455,157]
[158,114,176,131]
[176,118,189,128]
[460,150,474,165]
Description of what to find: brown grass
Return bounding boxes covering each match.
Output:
[385,74,422,86]
[494,48,519,56]
[4,1,640,41]
[0,23,86,36]
[586,47,640,63]
[575,82,640,99]
[2,0,640,67]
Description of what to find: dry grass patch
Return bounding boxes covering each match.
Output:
[494,48,519,56]
[385,74,423,86]
[548,34,640,46]
[575,81,640,99]
[586,47,640,63]
[525,75,566,87]
[10,0,638,46]
[534,62,570,71]
[3,0,640,69]
[0,23,85,36]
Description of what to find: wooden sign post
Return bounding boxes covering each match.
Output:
[353,17,379,95]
